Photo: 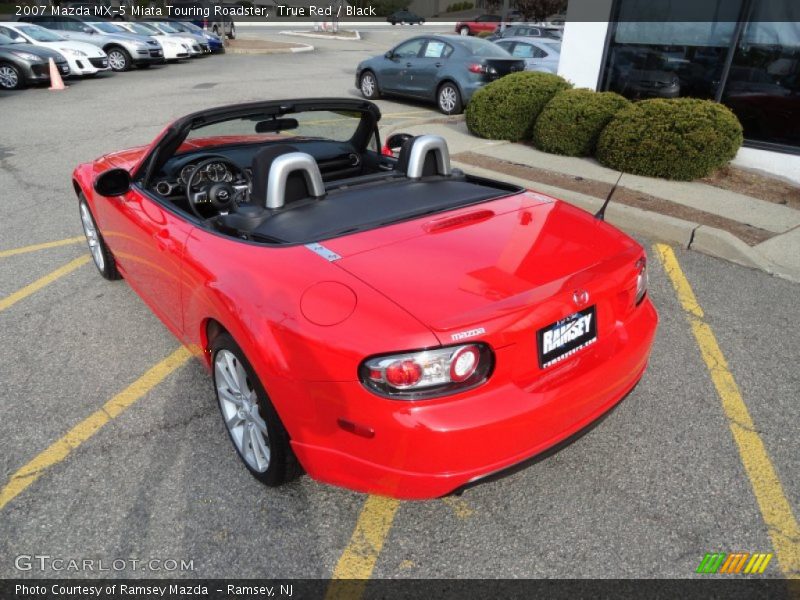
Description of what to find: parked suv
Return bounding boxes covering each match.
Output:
[19,16,164,71]
[0,31,70,90]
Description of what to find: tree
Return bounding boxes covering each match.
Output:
[513,0,566,21]
[485,0,501,13]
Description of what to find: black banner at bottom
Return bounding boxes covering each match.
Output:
[1,579,797,600]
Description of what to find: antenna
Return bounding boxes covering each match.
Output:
[595,172,623,221]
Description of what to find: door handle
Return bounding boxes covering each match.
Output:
[435,62,442,68]
[406,62,412,67]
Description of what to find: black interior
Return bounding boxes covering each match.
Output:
[140,99,521,245]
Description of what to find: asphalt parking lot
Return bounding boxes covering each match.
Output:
[0,26,798,583]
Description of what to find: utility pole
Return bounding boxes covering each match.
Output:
[501,0,509,31]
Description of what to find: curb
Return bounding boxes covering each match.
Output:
[451,160,781,279]
[279,30,361,40]
[226,43,314,54]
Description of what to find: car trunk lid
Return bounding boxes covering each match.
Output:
[329,197,640,344]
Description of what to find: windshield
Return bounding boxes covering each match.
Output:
[184,110,366,148]
[459,37,513,58]
[89,22,123,34]
[154,22,179,33]
[176,21,202,34]
[128,23,159,36]
[17,25,65,42]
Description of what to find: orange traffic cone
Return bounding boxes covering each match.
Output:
[48,58,66,91]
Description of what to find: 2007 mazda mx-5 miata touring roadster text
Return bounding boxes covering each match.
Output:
[73,98,658,499]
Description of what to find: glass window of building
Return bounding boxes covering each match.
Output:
[601,0,799,151]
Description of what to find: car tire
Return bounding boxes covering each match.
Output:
[0,62,24,91]
[212,332,292,486]
[359,70,380,99]
[437,81,463,115]
[459,26,470,36]
[106,46,131,72]
[228,24,236,39]
[78,195,121,281]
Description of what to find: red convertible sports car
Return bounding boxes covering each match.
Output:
[74,98,657,499]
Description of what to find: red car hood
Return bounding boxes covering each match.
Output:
[328,195,639,336]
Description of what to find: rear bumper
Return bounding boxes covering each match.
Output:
[291,298,658,499]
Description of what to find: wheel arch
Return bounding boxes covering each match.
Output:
[435,77,463,101]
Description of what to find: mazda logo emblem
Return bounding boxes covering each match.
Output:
[573,289,589,307]
[218,191,229,200]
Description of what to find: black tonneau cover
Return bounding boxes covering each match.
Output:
[252,176,520,244]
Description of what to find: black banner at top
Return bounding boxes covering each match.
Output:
[3,0,800,23]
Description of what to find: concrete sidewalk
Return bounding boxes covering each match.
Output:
[389,119,800,282]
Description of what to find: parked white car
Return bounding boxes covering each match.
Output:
[0,22,109,76]
[495,37,561,74]
[113,22,193,61]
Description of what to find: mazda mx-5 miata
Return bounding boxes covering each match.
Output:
[73,98,657,499]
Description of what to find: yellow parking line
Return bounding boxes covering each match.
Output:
[0,346,192,512]
[443,495,474,519]
[326,495,400,599]
[0,255,90,313]
[0,236,84,259]
[655,244,800,579]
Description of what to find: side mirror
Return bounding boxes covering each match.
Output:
[82,26,94,34]
[94,168,131,197]
[384,50,395,59]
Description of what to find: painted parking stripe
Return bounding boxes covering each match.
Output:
[0,346,192,512]
[655,244,800,579]
[0,236,84,259]
[326,495,400,599]
[0,255,90,313]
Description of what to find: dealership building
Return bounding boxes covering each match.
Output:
[558,0,800,183]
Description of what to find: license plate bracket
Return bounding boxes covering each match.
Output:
[537,306,597,368]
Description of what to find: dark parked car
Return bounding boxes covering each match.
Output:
[606,47,681,99]
[387,10,425,25]
[0,32,70,90]
[356,35,525,114]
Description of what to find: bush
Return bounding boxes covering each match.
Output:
[465,71,572,142]
[532,89,630,156]
[477,30,493,38]
[596,98,744,180]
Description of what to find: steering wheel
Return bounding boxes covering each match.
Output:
[185,156,251,219]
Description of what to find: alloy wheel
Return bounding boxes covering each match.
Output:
[439,86,457,113]
[361,73,375,97]
[0,65,19,89]
[107,50,126,71]
[79,203,105,271]
[215,349,271,473]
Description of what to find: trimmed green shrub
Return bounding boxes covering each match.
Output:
[532,89,630,156]
[596,98,744,180]
[476,30,493,38]
[466,71,572,142]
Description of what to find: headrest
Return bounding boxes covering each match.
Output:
[251,145,325,209]
[396,135,452,179]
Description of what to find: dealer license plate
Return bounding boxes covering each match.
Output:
[537,306,597,368]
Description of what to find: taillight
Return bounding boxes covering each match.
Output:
[635,256,648,305]
[360,343,494,400]
[468,63,488,74]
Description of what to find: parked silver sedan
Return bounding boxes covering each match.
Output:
[494,37,561,74]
